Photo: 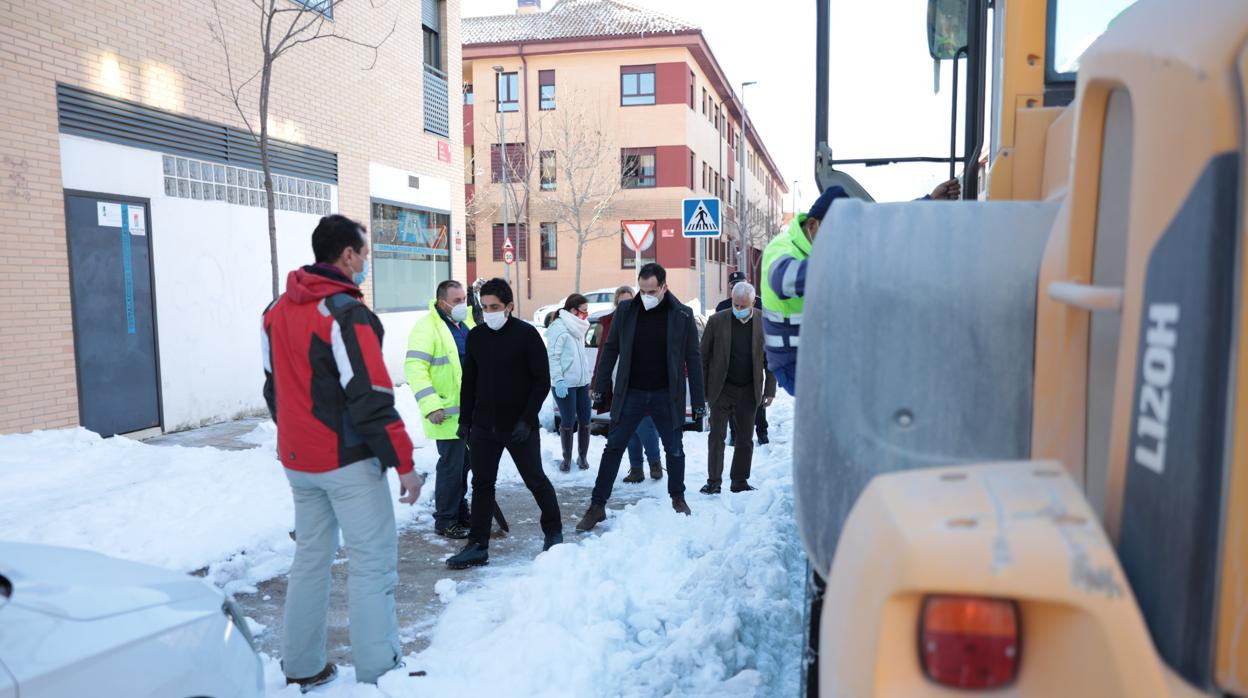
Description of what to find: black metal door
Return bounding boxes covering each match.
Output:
[65,194,161,436]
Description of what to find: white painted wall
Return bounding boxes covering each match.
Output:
[368,161,457,386]
[60,135,331,430]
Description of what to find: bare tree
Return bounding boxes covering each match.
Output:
[206,0,396,299]
[526,96,634,293]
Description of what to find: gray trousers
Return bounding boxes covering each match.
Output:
[282,459,400,684]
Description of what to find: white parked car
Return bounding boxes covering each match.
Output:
[0,542,264,698]
[531,287,622,327]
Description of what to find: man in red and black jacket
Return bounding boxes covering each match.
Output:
[261,214,421,689]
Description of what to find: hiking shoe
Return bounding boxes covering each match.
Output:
[699,483,721,495]
[446,542,489,570]
[672,498,692,516]
[730,482,757,493]
[575,504,607,532]
[649,460,663,480]
[543,532,564,551]
[622,468,645,484]
[286,663,338,693]
[435,523,470,540]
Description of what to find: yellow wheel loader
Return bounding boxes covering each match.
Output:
[796,0,1248,695]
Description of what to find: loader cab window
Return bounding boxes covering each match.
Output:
[1045,0,1139,103]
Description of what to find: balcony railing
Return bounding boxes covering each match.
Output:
[423,65,450,138]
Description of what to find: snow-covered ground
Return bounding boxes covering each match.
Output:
[0,391,806,697]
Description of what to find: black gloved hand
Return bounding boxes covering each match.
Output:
[692,406,706,421]
[456,423,470,440]
[510,421,532,444]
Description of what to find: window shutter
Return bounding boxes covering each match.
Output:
[422,0,440,30]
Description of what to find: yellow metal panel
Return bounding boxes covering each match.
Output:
[819,461,1187,697]
[1214,36,1248,697]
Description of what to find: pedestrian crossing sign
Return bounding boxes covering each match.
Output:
[682,197,721,238]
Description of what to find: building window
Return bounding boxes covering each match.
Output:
[689,152,695,190]
[622,147,656,188]
[701,88,708,116]
[293,0,332,18]
[540,222,557,270]
[492,223,528,261]
[540,150,556,191]
[466,222,477,263]
[463,83,473,105]
[688,70,695,109]
[620,223,657,269]
[370,201,451,313]
[497,71,519,112]
[490,143,527,183]
[423,27,441,71]
[539,70,556,110]
[620,65,656,106]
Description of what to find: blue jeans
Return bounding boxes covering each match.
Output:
[553,384,592,430]
[282,459,400,684]
[627,416,661,469]
[591,390,685,505]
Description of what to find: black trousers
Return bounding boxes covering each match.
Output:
[708,383,760,486]
[729,403,769,442]
[468,426,562,547]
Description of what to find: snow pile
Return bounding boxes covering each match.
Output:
[267,396,807,698]
[0,415,442,593]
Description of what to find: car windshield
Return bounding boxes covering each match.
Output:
[1048,0,1138,79]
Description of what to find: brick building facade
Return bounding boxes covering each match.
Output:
[461,0,787,318]
[0,0,465,435]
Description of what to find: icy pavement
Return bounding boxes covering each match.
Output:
[0,391,806,697]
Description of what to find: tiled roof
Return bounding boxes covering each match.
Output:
[463,0,699,46]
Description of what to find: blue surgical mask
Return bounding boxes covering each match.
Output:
[352,259,369,286]
[732,306,751,321]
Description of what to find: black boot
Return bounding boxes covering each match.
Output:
[649,460,663,480]
[672,498,692,515]
[622,468,645,483]
[543,532,564,551]
[558,428,574,472]
[446,542,489,569]
[577,425,592,470]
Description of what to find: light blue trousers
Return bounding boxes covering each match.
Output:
[282,459,400,684]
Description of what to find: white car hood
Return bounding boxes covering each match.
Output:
[0,542,217,621]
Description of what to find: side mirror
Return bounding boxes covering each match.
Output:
[927,0,968,60]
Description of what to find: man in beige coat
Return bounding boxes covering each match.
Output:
[699,282,777,494]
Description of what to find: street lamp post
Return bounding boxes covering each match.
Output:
[737,81,756,279]
[494,65,510,286]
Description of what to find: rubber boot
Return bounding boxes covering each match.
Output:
[577,425,591,470]
[558,428,574,472]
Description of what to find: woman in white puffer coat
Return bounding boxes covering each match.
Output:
[546,293,592,472]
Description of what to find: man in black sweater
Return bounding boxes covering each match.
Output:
[577,263,706,531]
[446,278,562,569]
[715,270,769,445]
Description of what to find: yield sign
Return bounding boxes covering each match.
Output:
[622,221,655,252]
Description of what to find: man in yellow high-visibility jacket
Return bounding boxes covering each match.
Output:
[405,280,475,539]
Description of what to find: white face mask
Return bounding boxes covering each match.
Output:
[640,293,661,311]
[483,310,507,331]
[449,302,469,322]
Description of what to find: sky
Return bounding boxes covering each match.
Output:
[462,0,1136,209]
